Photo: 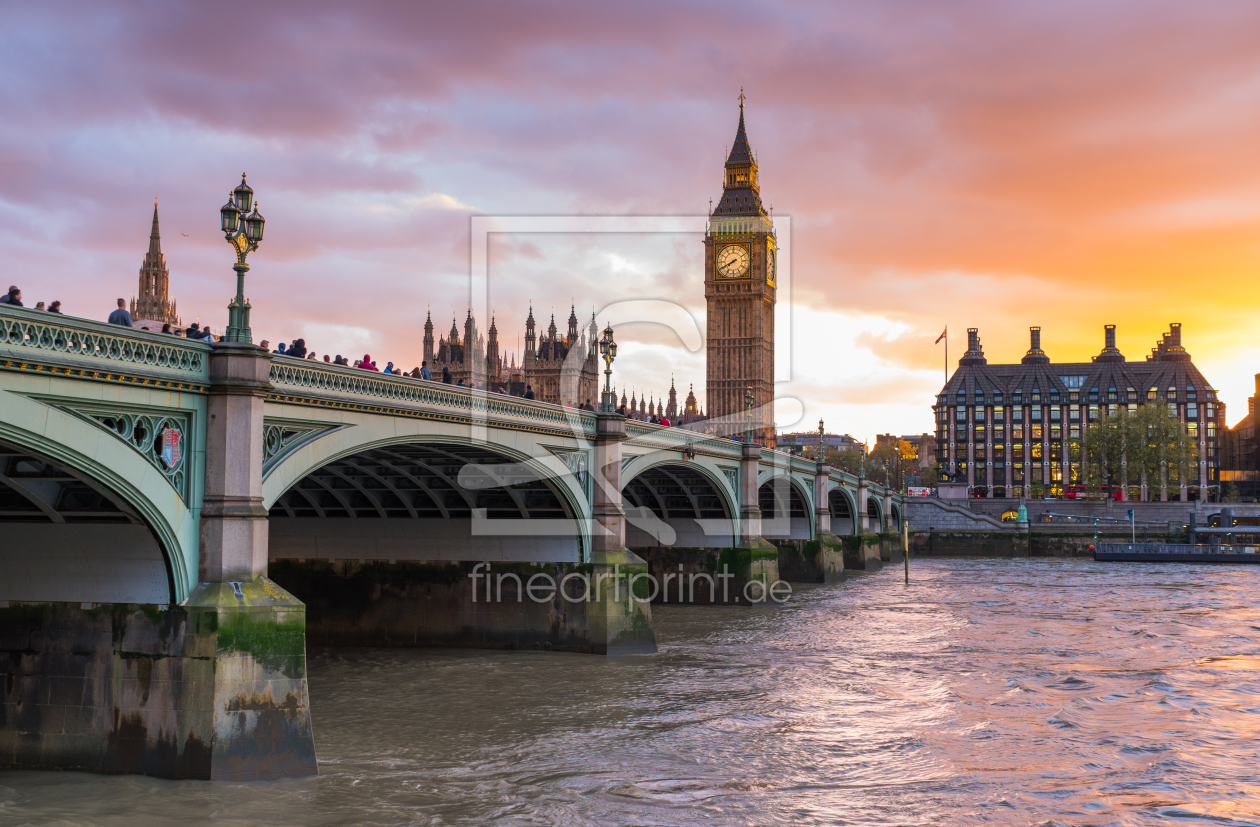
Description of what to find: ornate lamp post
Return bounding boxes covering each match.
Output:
[744,386,755,444]
[598,324,618,413]
[818,418,825,460]
[219,173,266,344]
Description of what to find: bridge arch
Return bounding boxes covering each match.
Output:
[621,457,737,548]
[0,393,194,602]
[267,433,591,563]
[828,485,857,536]
[757,474,814,541]
[867,496,883,532]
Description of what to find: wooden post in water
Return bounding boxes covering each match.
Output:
[903,519,910,584]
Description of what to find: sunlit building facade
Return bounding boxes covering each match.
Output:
[933,324,1222,498]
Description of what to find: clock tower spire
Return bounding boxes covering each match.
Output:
[704,90,776,445]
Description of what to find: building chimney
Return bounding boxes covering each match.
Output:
[1021,325,1049,365]
[959,327,987,365]
[1094,323,1124,362]
[1169,322,1182,348]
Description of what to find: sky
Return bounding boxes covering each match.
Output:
[4,1,1260,441]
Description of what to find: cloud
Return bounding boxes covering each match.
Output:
[5,1,1260,437]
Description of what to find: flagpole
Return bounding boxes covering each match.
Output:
[944,325,948,384]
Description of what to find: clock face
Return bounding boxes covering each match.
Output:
[766,249,776,285]
[716,245,750,278]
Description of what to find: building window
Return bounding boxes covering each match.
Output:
[1051,425,1062,439]
[1207,403,1215,419]
[1069,404,1079,420]
[1031,442,1043,459]
[1013,407,1023,421]
[1187,402,1197,419]
[1032,389,1041,403]
[1089,388,1099,403]
[1032,407,1042,422]
[1051,406,1061,421]
[1187,386,1197,401]
[975,407,985,422]
[1148,387,1158,401]
[1032,466,1044,482]
[1014,389,1023,403]
[1108,388,1117,402]
[1070,426,1080,439]
[995,407,1005,422]
[1188,422,1198,438]
[1013,424,1024,440]
[1014,443,1024,459]
[1128,403,1137,415]
[1088,404,1099,421]
[956,407,965,421]
[1167,402,1177,417]
[1032,424,1043,440]
[1126,387,1136,401]
[1207,424,1216,438]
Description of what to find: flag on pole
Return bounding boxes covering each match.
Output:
[935,327,947,344]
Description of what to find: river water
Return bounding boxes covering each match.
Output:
[4,558,1260,826]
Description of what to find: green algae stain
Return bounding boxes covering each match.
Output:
[215,611,307,677]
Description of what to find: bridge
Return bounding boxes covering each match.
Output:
[0,303,903,780]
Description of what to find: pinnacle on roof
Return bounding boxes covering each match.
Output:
[148,198,162,256]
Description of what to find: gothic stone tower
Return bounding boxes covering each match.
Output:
[131,199,180,326]
[704,93,776,445]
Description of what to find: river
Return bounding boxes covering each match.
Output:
[3,558,1259,826]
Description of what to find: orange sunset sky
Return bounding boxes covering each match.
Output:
[4,2,1260,440]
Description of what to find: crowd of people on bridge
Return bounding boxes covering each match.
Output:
[0,287,677,423]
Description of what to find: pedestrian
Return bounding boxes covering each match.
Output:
[259,340,270,350]
[0,286,20,306]
[360,354,379,371]
[524,384,535,400]
[289,339,307,358]
[48,301,62,314]
[323,355,331,363]
[107,298,132,327]
[161,323,172,334]
[334,354,345,365]
[273,341,287,355]
[442,367,452,384]
[660,416,671,427]
[307,352,318,360]
[420,360,432,381]
[34,302,46,310]
[457,379,466,387]
[384,362,396,374]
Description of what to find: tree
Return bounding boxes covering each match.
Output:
[1079,405,1198,501]
[868,440,914,491]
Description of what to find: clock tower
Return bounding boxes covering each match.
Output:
[704,91,776,445]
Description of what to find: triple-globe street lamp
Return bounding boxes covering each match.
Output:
[598,324,618,413]
[219,174,266,344]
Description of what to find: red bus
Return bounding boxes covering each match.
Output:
[1064,485,1123,501]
